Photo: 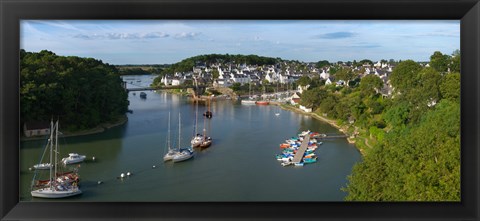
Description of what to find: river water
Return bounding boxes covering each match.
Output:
[20,75,361,202]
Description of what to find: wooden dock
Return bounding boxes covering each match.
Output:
[292,135,310,163]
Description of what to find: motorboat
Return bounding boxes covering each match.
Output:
[62,153,86,165]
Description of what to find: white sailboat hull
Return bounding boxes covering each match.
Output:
[172,149,194,162]
[163,150,178,161]
[241,100,256,105]
[33,163,52,170]
[31,188,82,198]
[190,136,203,147]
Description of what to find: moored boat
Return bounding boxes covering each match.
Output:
[31,120,82,198]
[163,112,178,162]
[62,153,86,165]
[33,163,52,170]
[255,100,269,105]
[172,113,195,163]
[173,148,194,162]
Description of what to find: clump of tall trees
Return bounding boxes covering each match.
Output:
[298,51,460,201]
[20,50,129,131]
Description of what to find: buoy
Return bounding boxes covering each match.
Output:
[92,156,96,161]
[127,172,131,176]
[97,181,103,185]
[152,165,156,169]
[120,173,125,178]
[29,167,32,171]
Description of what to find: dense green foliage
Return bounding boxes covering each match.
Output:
[21,50,129,131]
[298,51,460,201]
[345,100,460,201]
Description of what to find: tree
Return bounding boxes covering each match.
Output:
[212,69,220,79]
[299,87,327,109]
[316,60,330,69]
[296,75,311,86]
[449,50,460,73]
[389,60,422,94]
[334,68,356,85]
[20,50,128,130]
[359,74,383,96]
[440,72,460,101]
[345,100,460,201]
[359,59,373,66]
[429,51,449,73]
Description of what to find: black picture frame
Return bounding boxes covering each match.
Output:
[1,0,479,220]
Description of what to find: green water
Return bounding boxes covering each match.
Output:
[20,75,362,202]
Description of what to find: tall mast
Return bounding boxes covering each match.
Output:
[202,114,206,141]
[49,120,53,190]
[167,112,171,150]
[54,120,58,182]
[194,99,198,135]
[178,113,181,150]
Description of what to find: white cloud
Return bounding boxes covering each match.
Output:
[174,32,201,39]
[73,32,169,40]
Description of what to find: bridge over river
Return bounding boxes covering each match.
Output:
[123,81,206,94]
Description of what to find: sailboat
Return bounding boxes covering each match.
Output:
[198,112,212,148]
[173,113,195,163]
[31,120,82,198]
[163,112,178,161]
[203,95,213,119]
[241,81,256,105]
[275,83,281,116]
[190,99,203,148]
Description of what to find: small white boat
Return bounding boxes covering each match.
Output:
[281,162,293,167]
[62,153,86,165]
[294,162,304,167]
[275,113,280,116]
[241,99,256,105]
[33,163,52,170]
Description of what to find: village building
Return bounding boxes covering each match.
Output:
[24,121,50,137]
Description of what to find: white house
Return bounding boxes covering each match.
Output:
[229,73,249,85]
[161,75,173,86]
[297,84,310,94]
[289,92,301,105]
[24,121,50,137]
[265,73,274,83]
[320,69,330,80]
[213,78,231,87]
[171,77,184,86]
[325,77,334,85]
[299,105,312,113]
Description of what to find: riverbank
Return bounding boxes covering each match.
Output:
[21,115,128,141]
[270,102,369,155]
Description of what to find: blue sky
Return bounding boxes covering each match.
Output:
[20,20,460,65]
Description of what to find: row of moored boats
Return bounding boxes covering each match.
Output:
[163,98,213,163]
[276,130,325,167]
